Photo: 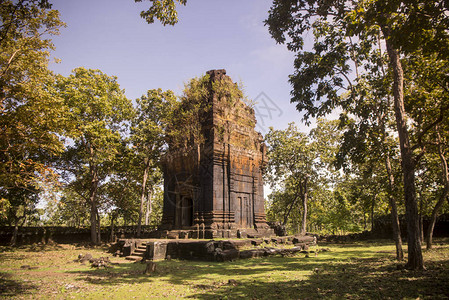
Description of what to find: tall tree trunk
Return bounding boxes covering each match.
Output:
[282,194,300,226]
[419,211,424,243]
[10,218,20,246]
[96,209,101,244]
[363,212,367,231]
[383,27,423,270]
[10,204,28,246]
[145,187,153,225]
[426,130,448,249]
[427,193,447,249]
[385,154,404,260]
[377,34,404,261]
[300,179,308,235]
[371,194,375,231]
[90,195,97,245]
[89,147,99,245]
[418,192,424,243]
[110,213,116,242]
[137,158,150,237]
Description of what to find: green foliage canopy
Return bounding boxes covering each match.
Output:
[56,67,133,244]
[0,0,68,229]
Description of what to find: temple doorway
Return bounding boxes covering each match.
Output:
[235,194,253,228]
[176,196,193,227]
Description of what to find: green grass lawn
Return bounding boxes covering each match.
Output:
[1,239,448,299]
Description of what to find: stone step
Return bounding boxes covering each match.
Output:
[134,249,146,254]
[125,255,143,261]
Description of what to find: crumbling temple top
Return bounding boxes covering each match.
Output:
[160,69,273,239]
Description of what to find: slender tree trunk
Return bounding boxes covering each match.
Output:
[383,27,423,269]
[419,214,424,244]
[22,212,28,227]
[110,214,116,242]
[89,147,99,245]
[426,130,448,249]
[145,187,153,225]
[300,180,308,235]
[371,194,375,231]
[96,209,101,244]
[89,187,98,245]
[363,212,367,231]
[282,194,300,226]
[137,158,150,238]
[385,154,404,260]
[377,34,404,261]
[10,218,20,246]
[418,193,424,243]
[427,193,447,249]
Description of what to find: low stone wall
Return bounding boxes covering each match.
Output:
[315,215,449,243]
[0,226,91,245]
[371,214,449,239]
[0,225,158,245]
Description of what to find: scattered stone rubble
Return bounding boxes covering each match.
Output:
[77,253,111,268]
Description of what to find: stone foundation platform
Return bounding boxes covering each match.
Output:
[155,226,274,239]
[111,235,316,262]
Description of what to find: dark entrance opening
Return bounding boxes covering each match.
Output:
[176,196,193,227]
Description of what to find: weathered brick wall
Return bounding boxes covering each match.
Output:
[160,69,272,238]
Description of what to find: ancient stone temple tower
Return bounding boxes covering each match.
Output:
[160,69,273,238]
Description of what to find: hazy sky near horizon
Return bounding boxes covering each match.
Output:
[48,0,314,134]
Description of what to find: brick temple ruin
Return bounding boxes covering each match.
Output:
[159,69,273,239]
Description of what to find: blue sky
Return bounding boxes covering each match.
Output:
[48,0,310,134]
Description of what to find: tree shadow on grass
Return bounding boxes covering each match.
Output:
[66,249,386,287]
[0,272,38,298]
[186,257,449,299]
[150,249,388,286]
[65,247,449,299]
[67,254,324,287]
[320,239,394,247]
[67,261,155,286]
[0,252,28,263]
